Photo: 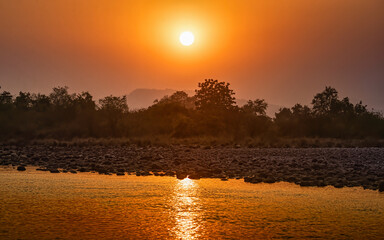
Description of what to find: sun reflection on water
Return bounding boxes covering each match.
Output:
[171,178,202,240]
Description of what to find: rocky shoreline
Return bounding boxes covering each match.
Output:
[1,145,383,191]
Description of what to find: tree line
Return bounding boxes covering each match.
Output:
[0,79,383,140]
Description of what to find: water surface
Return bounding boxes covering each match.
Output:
[0,167,383,239]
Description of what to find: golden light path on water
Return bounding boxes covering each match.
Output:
[171,178,201,240]
[0,167,384,239]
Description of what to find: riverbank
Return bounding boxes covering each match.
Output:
[2,136,384,148]
[1,144,383,191]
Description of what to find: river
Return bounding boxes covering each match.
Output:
[0,167,383,239]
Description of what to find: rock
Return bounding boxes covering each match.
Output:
[70,170,77,174]
[316,181,327,187]
[299,181,313,187]
[334,183,344,188]
[250,177,262,184]
[378,181,384,192]
[116,172,125,176]
[244,177,252,183]
[17,166,26,171]
[141,171,151,176]
[264,177,276,184]
[97,168,108,174]
[176,172,187,180]
[49,169,60,173]
[165,171,175,177]
[188,173,201,180]
[221,178,229,181]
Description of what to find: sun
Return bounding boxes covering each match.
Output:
[179,31,194,46]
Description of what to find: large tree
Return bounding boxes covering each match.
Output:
[195,79,236,112]
[311,86,338,115]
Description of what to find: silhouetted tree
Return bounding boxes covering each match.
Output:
[156,91,196,109]
[0,87,13,135]
[31,94,51,112]
[194,79,240,136]
[291,104,311,117]
[99,95,128,136]
[0,87,13,108]
[354,101,368,115]
[140,91,195,136]
[14,92,32,110]
[71,92,97,136]
[274,108,294,136]
[238,99,271,137]
[74,92,96,112]
[241,99,268,116]
[0,82,383,140]
[195,79,236,111]
[49,86,75,110]
[311,86,338,115]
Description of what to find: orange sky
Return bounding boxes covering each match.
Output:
[0,0,383,110]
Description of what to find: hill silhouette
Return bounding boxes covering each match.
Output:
[126,89,179,110]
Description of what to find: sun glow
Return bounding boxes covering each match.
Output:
[179,31,195,46]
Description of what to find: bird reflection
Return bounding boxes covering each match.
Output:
[171,177,202,240]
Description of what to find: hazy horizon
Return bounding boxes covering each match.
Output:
[1,0,383,110]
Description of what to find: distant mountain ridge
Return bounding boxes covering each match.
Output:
[126,89,177,110]
[126,88,283,117]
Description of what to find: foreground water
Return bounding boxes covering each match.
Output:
[0,167,383,239]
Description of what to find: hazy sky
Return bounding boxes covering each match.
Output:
[0,0,383,110]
